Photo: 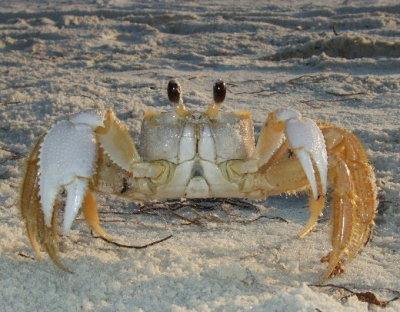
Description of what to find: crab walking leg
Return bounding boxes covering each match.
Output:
[20,135,70,271]
[298,195,325,239]
[250,151,326,238]
[20,135,46,256]
[320,124,377,281]
[82,189,112,240]
[322,158,354,280]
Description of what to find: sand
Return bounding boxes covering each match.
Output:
[0,0,399,311]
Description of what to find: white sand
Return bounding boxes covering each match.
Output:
[0,0,399,311]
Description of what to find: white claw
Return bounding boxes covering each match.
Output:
[39,111,103,228]
[295,149,318,199]
[63,179,88,235]
[285,117,328,199]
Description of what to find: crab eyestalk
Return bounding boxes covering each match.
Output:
[207,79,226,118]
[168,79,188,117]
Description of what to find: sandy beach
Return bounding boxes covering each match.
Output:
[0,0,399,311]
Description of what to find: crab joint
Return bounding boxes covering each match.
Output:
[131,160,173,183]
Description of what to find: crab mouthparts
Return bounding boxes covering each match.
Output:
[190,163,205,178]
[184,162,210,198]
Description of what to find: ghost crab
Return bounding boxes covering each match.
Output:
[20,79,377,281]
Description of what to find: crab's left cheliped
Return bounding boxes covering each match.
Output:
[20,79,377,281]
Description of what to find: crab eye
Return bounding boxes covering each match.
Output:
[167,79,182,104]
[213,80,226,104]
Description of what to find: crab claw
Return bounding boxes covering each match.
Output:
[276,109,328,199]
[39,111,104,234]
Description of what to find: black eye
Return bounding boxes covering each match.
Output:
[167,79,182,104]
[213,80,226,104]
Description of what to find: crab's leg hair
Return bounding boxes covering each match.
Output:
[20,135,70,271]
[20,135,43,256]
[320,123,377,281]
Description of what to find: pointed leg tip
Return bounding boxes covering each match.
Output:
[92,228,114,242]
[297,219,317,239]
[54,260,73,274]
[320,253,346,281]
[46,245,73,273]
[297,229,310,239]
